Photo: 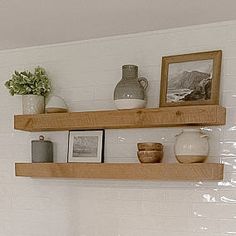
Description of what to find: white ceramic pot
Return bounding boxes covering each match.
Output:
[174,128,209,163]
[22,95,44,114]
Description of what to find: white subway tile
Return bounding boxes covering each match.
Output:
[189,218,220,233]
[142,201,191,217]
[192,203,236,219]
[141,189,166,202]
[219,219,236,234]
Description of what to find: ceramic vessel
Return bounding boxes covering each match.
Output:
[22,95,44,114]
[45,95,68,113]
[31,135,53,163]
[174,128,209,163]
[114,65,148,109]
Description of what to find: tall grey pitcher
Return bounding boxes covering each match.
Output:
[114,65,148,109]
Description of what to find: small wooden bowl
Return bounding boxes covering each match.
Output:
[137,150,163,163]
[137,142,163,151]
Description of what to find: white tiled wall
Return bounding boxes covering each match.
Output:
[0,20,236,235]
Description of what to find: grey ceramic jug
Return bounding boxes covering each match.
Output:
[114,65,148,109]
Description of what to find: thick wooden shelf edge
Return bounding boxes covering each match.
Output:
[15,163,224,181]
[14,105,226,131]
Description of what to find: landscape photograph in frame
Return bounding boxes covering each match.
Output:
[159,50,222,107]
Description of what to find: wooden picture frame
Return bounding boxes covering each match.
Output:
[159,50,222,107]
[68,130,104,163]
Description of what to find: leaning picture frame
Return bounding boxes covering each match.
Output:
[68,130,104,163]
[159,50,222,107]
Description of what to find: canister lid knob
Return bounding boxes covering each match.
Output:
[39,135,44,141]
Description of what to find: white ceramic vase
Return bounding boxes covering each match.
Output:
[22,95,44,114]
[174,128,209,163]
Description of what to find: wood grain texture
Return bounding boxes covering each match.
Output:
[15,163,224,181]
[14,105,226,131]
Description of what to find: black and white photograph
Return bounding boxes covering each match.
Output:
[167,59,213,103]
[160,50,222,107]
[68,130,104,163]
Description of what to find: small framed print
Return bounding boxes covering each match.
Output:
[159,50,222,107]
[68,130,104,163]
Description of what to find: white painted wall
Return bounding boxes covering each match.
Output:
[0,21,236,235]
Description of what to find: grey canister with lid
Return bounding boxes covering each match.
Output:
[31,135,53,163]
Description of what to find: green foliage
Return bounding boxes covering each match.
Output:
[5,67,51,96]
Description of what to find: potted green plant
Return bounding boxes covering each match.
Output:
[5,66,51,114]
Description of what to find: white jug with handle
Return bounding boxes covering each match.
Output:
[174,128,209,163]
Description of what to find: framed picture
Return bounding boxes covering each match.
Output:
[68,130,104,163]
[159,50,222,107]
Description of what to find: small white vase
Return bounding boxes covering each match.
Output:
[174,128,209,163]
[22,95,44,114]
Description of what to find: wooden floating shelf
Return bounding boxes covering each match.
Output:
[15,163,224,181]
[14,105,226,131]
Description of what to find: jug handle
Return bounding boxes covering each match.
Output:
[138,77,148,90]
